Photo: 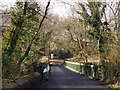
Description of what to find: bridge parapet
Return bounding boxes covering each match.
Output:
[64,61,105,81]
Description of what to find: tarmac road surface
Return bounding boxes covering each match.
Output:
[36,60,108,89]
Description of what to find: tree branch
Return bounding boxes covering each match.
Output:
[19,0,51,65]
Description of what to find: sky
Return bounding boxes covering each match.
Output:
[0,0,79,18]
[49,0,79,18]
[0,0,119,18]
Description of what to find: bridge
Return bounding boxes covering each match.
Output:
[34,59,108,89]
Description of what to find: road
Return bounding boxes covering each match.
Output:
[36,59,108,89]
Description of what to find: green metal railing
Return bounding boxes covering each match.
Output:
[44,62,50,80]
[35,62,50,81]
[64,61,106,81]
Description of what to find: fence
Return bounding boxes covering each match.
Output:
[64,61,105,81]
[34,62,50,80]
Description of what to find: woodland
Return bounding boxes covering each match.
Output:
[1,0,120,87]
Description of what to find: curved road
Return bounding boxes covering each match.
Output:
[36,59,108,89]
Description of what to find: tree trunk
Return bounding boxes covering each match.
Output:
[5,2,28,57]
[18,0,51,66]
[97,39,100,65]
[118,2,120,37]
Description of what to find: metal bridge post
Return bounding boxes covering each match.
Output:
[91,65,95,78]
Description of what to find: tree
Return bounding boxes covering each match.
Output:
[77,2,108,64]
[19,0,51,65]
[2,0,52,78]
